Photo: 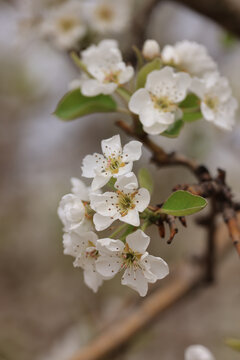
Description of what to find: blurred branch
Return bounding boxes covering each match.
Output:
[69,220,231,360]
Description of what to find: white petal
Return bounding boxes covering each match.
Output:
[81,153,105,178]
[146,255,169,280]
[140,106,175,127]
[70,177,89,200]
[143,122,169,135]
[84,267,103,293]
[116,162,133,176]
[190,78,206,99]
[93,213,115,231]
[96,255,122,278]
[126,229,150,253]
[120,208,140,227]
[115,172,138,192]
[134,188,150,212]
[96,238,125,254]
[118,65,134,84]
[91,173,111,191]
[90,192,118,216]
[121,267,149,296]
[101,135,122,157]
[129,88,151,114]
[122,141,142,162]
[185,345,215,360]
[82,79,117,96]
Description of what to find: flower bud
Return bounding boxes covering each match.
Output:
[142,39,160,60]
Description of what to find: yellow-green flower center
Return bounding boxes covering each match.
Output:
[96,5,114,22]
[204,95,219,110]
[151,93,177,112]
[58,17,77,32]
[106,156,125,174]
[117,191,136,216]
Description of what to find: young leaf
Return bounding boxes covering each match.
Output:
[54,89,117,121]
[160,190,207,216]
[138,168,154,194]
[182,112,202,122]
[136,58,162,89]
[179,93,200,109]
[225,338,240,352]
[161,119,184,138]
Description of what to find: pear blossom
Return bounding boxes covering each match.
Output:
[129,66,191,135]
[96,230,169,296]
[39,0,86,50]
[185,345,215,360]
[162,41,217,78]
[58,177,93,232]
[142,39,160,60]
[80,39,134,96]
[191,73,238,130]
[90,172,150,231]
[63,229,104,292]
[82,135,142,191]
[83,0,131,34]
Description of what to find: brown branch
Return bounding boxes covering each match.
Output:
[223,207,240,256]
[69,221,230,360]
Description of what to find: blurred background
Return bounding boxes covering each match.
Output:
[0,0,240,359]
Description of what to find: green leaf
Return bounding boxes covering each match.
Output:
[161,119,184,138]
[182,112,202,122]
[160,190,207,216]
[136,58,162,89]
[138,168,154,194]
[179,93,200,109]
[226,339,240,352]
[54,89,117,121]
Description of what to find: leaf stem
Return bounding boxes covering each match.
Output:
[110,223,129,239]
[70,51,92,78]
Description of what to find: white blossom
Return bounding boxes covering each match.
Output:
[39,0,86,50]
[129,66,191,135]
[162,41,217,78]
[142,39,160,60]
[96,230,169,296]
[80,39,134,96]
[185,345,215,360]
[58,177,93,232]
[191,73,238,131]
[90,172,150,231]
[63,229,104,293]
[82,135,142,191]
[83,0,131,35]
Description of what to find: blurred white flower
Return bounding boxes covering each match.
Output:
[129,66,191,135]
[39,0,86,50]
[80,39,134,96]
[191,73,238,130]
[90,172,150,231]
[58,177,93,232]
[142,39,160,60]
[162,41,217,78]
[64,230,104,292]
[96,230,169,296]
[83,0,131,34]
[82,134,142,191]
[185,345,215,360]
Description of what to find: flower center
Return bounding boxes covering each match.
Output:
[151,93,177,112]
[204,95,219,110]
[58,17,77,32]
[122,244,142,268]
[96,5,114,22]
[104,71,120,84]
[86,242,98,259]
[106,156,125,174]
[117,191,136,216]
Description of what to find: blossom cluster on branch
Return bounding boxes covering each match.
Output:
[55,37,239,296]
[58,135,169,296]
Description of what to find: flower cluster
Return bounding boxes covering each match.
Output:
[58,135,169,295]
[70,38,237,134]
[18,0,133,50]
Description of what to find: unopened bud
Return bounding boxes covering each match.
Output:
[142,39,160,60]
